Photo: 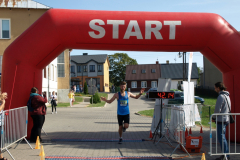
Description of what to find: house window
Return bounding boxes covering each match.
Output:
[90,65,95,72]
[77,66,81,73]
[0,56,2,74]
[141,81,147,88]
[151,81,157,88]
[141,69,146,73]
[98,65,102,72]
[44,67,46,78]
[52,64,54,81]
[151,69,156,73]
[55,66,57,81]
[132,70,136,74]
[0,19,10,39]
[131,81,137,88]
[83,65,87,72]
[57,52,65,77]
[48,65,51,80]
[71,66,75,73]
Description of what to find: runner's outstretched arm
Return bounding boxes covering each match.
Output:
[101,93,118,104]
[129,88,145,99]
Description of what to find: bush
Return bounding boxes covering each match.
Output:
[90,91,101,104]
[84,81,88,94]
[74,93,82,96]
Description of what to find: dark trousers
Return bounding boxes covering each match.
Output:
[30,115,45,142]
[52,104,56,112]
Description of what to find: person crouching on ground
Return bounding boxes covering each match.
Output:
[0,92,8,160]
[100,81,145,144]
[29,87,47,143]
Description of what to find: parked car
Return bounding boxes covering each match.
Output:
[145,88,158,98]
[168,91,205,104]
[194,96,205,104]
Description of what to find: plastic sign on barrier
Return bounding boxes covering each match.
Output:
[148,92,175,99]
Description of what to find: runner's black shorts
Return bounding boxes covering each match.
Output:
[117,114,130,126]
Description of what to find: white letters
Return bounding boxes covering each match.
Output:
[164,21,181,39]
[145,21,163,39]
[89,19,181,40]
[107,20,125,39]
[123,20,143,39]
[89,19,106,39]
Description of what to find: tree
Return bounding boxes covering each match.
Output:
[84,81,88,94]
[109,53,138,86]
[197,67,203,85]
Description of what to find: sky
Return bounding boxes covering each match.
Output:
[36,0,240,69]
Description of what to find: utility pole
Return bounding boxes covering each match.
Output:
[183,53,184,81]
[179,52,187,81]
[48,64,50,101]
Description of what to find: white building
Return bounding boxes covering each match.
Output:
[42,58,58,101]
[160,63,199,90]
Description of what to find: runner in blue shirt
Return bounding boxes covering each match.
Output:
[101,81,145,144]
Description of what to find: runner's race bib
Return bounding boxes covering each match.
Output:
[120,100,127,106]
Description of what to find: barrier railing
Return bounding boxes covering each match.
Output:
[1,106,33,160]
[156,106,190,156]
[163,104,202,127]
[153,104,202,157]
[209,113,240,160]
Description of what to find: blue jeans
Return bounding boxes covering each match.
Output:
[217,123,229,158]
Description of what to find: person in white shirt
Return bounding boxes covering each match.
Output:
[50,91,57,114]
[0,92,7,160]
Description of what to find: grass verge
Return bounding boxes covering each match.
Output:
[49,96,83,107]
[138,109,154,117]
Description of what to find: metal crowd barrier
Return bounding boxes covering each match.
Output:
[209,113,240,160]
[1,106,33,160]
[156,106,190,156]
[164,104,202,127]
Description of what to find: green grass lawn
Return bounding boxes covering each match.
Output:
[49,96,83,107]
[54,93,108,108]
[74,96,83,102]
[138,109,154,117]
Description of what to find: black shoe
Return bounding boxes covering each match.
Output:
[215,155,230,160]
[118,138,122,144]
[123,127,126,132]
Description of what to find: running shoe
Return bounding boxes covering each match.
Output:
[118,138,122,144]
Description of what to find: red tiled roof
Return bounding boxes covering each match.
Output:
[125,64,161,80]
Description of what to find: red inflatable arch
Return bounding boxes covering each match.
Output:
[2,9,240,140]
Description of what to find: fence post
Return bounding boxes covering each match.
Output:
[209,106,211,122]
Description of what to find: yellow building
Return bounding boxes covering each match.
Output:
[71,53,110,92]
[0,0,70,102]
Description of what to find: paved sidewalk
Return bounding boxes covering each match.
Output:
[2,94,240,160]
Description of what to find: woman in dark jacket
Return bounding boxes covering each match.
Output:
[29,87,47,143]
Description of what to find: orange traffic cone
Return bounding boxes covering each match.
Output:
[35,136,40,149]
[149,130,153,138]
[189,127,192,134]
[200,126,203,133]
[201,153,206,160]
[185,128,188,138]
[39,145,45,157]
